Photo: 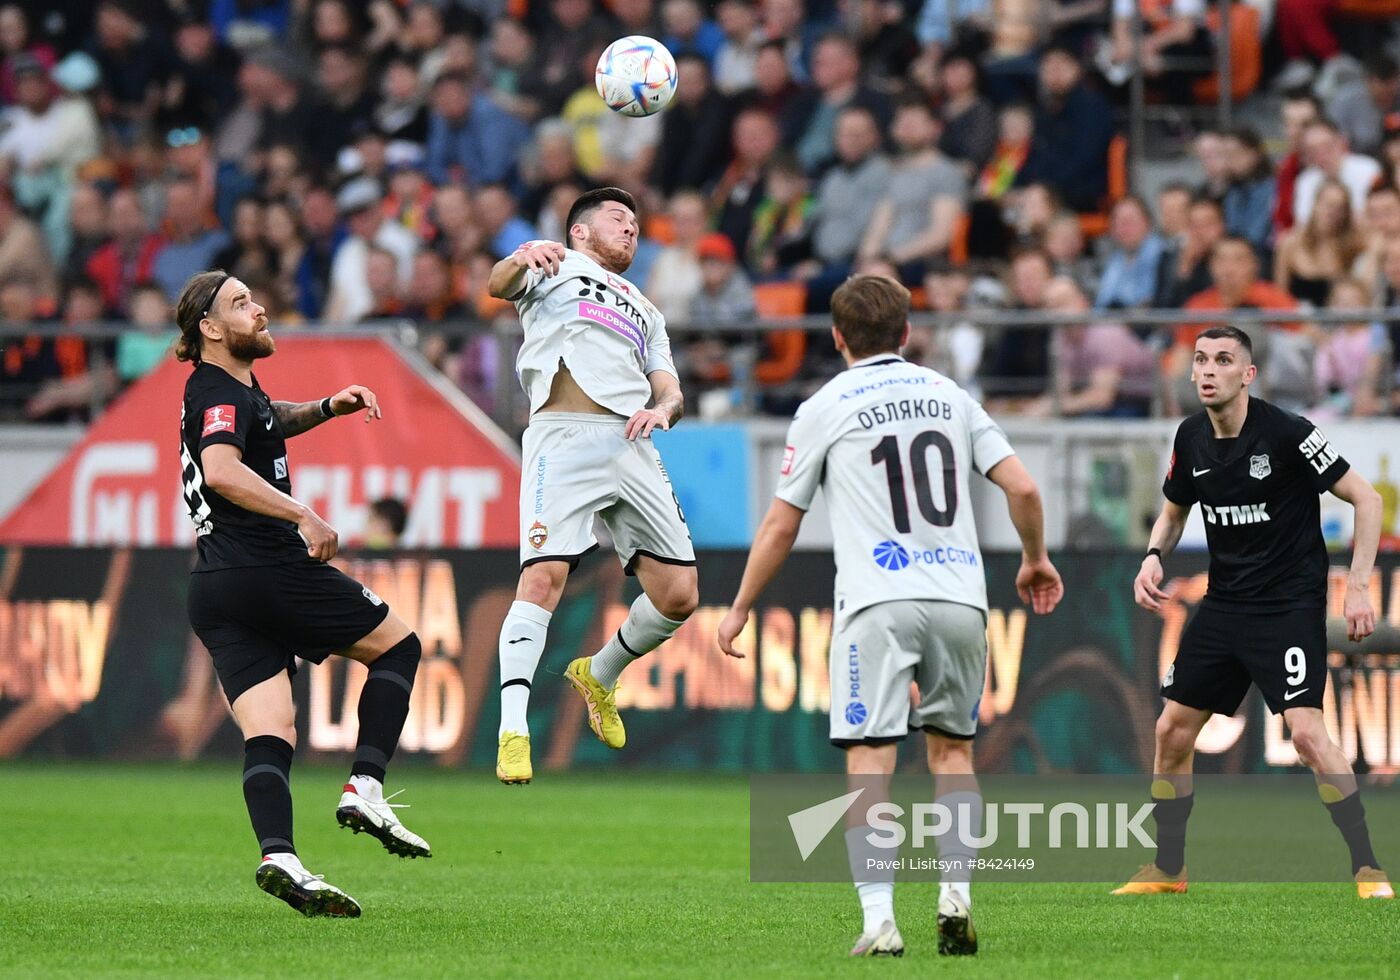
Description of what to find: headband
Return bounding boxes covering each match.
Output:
[200,273,231,320]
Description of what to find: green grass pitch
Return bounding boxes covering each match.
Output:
[4,763,1394,978]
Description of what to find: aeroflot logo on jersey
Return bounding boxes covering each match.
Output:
[1201,502,1270,526]
[872,540,978,570]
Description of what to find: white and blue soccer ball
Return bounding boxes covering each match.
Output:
[595,35,678,117]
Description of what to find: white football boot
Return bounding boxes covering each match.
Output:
[335,784,432,858]
[255,853,361,918]
[849,920,905,957]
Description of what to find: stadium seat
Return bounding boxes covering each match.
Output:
[1192,5,1262,104]
[1078,134,1129,239]
[644,214,675,245]
[949,212,970,266]
[751,282,808,385]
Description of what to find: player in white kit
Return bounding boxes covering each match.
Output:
[717,276,1063,958]
[486,187,698,785]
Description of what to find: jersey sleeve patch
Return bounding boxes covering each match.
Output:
[781,445,795,475]
[202,404,237,436]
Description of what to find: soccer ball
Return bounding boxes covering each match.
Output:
[595,36,678,117]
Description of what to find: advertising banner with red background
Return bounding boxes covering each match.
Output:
[0,338,520,547]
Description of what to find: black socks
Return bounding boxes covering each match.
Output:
[1326,791,1380,874]
[243,735,295,857]
[1152,793,1194,876]
[351,633,422,782]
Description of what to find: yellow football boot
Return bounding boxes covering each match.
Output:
[496,731,533,784]
[565,657,625,749]
[1356,866,1395,899]
[1111,864,1188,895]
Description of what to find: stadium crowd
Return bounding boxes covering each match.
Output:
[0,0,1399,424]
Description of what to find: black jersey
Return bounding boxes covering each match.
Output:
[1163,397,1349,612]
[180,362,307,571]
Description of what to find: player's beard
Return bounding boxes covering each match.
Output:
[227,318,275,360]
[591,237,634,273]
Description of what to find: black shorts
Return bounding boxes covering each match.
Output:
[188,559,391,704]
[1161,603,1326,716]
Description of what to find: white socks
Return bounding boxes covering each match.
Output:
[846,826,896,932]
[498,600,552,736]
[935,789,982,908]
[589,593,686,688]
[348,774,383,802]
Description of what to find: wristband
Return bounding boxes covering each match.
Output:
[319,397,334,419]
[1146,547,1162,561]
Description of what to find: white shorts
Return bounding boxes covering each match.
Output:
[829,599,988,746]
[519,412,696,573]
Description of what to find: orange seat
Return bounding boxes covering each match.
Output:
[1079,134,1129,239]
[1193,5,1261,104]
[644,214,675,245]
[751,282,808,386]
[949,212,970,266]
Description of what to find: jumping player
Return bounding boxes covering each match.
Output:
[717,275,1064,956]
[177,271,431,918]
[486,188,698,784]
[1116,325,1393,899]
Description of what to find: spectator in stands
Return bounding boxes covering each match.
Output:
[0,5,56,105]
[1221,127,1275,259]
[651,53,734,196]
[746,40,808,145]
[915,0,989,61]
[85,187,158,313]
[1095,196,1166,310]
[1193,129,1231,202]
[262,198,305,311]
[1027,276,1156,418]
[0,185,55,303]
[90,1,171,142]
[323,176,418,323]
[1157,182,1193,241]
[115,281,176,383]
[373,56,429,145]
[485,20,547,124]
[714,0,764,95]
[293,185,342,319]
[1276,179,1364,307]
[614,0,664,44]
[366,497,409,549]
[663,0,725,65]
[424,71,530,188]
[1274,90,1322,235]
[1045,212,1097,294]
[1327,53,1400,158]
[213,197,271,281]
[981,246,1055,404]
[383,160,435,242]
[856,99,966,281]
[8,274,110,422]
[647,190,709,319]
[1014,45,1113,213]
[1313,277,1385,417]
[691,231,756,323]
[1294,119,1383,225]
[790,33,891,175]
[711,108,780,264]
[516,119,589,229]
[65,183,107,284]
[151,179,230,301]
[747,152,813,277]
[853,0,918,87]
[563,41,662,190]
[938,52,996,177]
[474,184,537,258]
[920,261,984,392]
[402,249,467,323]
[1156,195,1226,308]
[162,13,241,131]
[1102,0,1212,105]
[536,0,611,115]
[361,246,403,320]
[1355,183,1400,291]
[965,103,1032,259]
[794,106,891,308]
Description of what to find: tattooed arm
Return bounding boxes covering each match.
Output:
[274,385,383,437]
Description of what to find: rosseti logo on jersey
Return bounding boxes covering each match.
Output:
[845,644,865,725]
[1201,502,1270,526]
[872,540,978,570]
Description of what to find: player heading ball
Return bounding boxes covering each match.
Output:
[176,270,432,918]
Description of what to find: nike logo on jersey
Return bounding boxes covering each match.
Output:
[1192,467,1211,476]
[507,637,533,644]
[1201,502,1270,526]
[265,417,274,430]
[1284,687,1310,701]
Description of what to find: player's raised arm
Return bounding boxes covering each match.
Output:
[717,498,806,658]
[1134,499,1192,613]
[200,443,338,560]
[273,385,383,436]
[487,240,566,299]
[1328,468,1382,641]
[985,455,1063,615]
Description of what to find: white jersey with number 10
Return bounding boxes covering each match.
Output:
[775,354,1015,621]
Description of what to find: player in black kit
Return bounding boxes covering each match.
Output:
[176,270,431,918]
[1114,326,1393,899]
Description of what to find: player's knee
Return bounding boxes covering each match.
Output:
[1287,719,1327,768]
[517,563,567,608]
[926,734,973,773]
[370,632,422,682]
[1155,714,1195,761]
[657,585,698,621]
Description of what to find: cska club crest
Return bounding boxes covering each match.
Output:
[528,521,549,549]
[1249,454,1271,480]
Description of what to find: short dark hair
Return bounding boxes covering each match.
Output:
[831,275,910,359]
[370,497,409,537]
[565,187,637,246]
[1282,88,1323,113]
[175,269,230,363]
[1198,325,1254,358]
[1365,52,1399,81]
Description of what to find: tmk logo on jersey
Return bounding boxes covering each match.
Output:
[1298,428,1339,475]
[1201,502,1270,525]
[201,404,235,436]
[1249,454,1271,480]
[872,540,910,570]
